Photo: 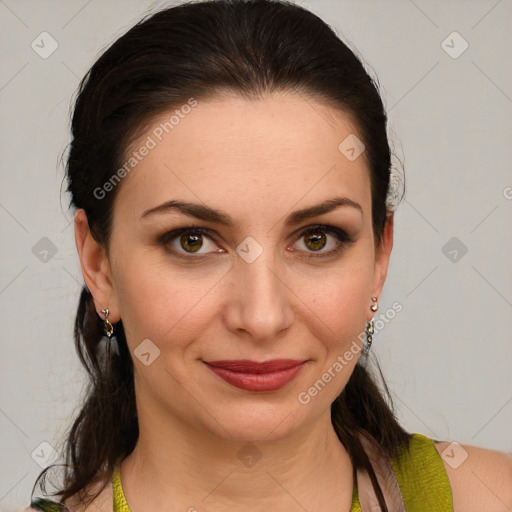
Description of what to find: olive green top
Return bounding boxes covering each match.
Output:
[350,432,453,511]
[30,432,453,512]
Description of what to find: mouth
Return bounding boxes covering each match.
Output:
[203,359,308,392]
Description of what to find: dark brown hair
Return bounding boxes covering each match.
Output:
[31,1,408,510]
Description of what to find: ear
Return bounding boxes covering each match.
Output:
[74,208,120,323]
[368,212,394,320]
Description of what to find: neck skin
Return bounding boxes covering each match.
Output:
[119,406,355,512]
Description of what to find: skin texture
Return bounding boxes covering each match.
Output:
[73,92,512,511]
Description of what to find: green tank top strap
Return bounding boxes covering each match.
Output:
[113,465,130,512]
[351,432,453,511]
[389,432,453,511]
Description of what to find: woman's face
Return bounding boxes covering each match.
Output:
[83,92,392,442]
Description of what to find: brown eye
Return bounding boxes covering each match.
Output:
[159,224,353,261]
[179,232,203,253]
[293,224,354,258]
[159,227,221,259]
[303,231,327,252]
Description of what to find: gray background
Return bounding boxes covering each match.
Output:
[1,0,511,510]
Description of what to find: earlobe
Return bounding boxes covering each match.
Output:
[74,209,120,323]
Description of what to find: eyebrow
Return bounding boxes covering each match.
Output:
[140,196,363,226]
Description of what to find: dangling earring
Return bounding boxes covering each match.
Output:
[362,297,378,358]
[101,308,114,360]
[362,318,374,357]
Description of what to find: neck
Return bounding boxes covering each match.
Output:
[120,408,354,511]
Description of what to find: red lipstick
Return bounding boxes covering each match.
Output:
[203,359,307,392]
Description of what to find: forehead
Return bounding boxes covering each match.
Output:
[114,92,371,223]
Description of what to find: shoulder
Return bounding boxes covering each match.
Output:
[435,439,512,511]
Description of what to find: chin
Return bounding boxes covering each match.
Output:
[202,398,307,444]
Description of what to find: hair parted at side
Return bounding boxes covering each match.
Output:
[31,1,408,510]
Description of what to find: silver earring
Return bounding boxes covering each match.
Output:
[362,318,374,357]
[370,297,378,312]
[101,308,114,359]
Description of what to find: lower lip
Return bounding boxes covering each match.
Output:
[204,362,306,392]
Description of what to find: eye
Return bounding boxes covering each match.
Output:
[292,224,354,258]
[159,226,222,260]
[159,223,354,261]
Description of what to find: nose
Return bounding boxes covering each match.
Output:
[223,248,294,344]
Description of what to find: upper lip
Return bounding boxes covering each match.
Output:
[204,359,307,373]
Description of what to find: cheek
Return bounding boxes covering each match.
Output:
[293,246,375,339]
[298,273,372,355]
[291,263,374,404]
[112,253,221,351]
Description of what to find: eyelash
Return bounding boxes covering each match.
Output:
[158,224,354,261]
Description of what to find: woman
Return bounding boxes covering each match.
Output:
[28,1,512,511]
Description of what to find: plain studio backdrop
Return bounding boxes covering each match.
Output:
[0,0,511,510]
